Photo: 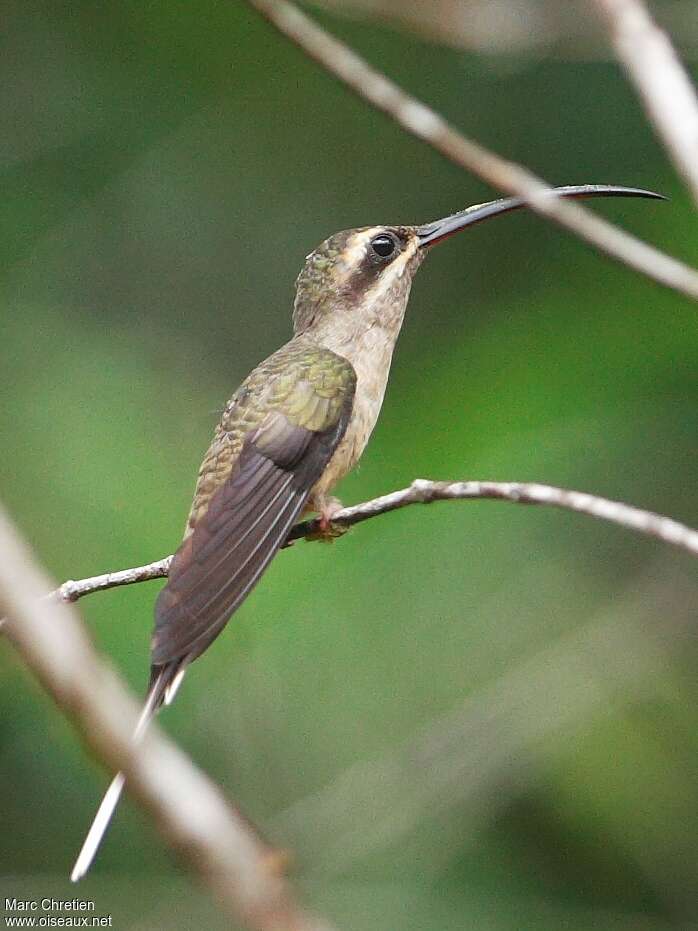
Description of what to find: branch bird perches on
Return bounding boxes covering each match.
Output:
[20,478,697,612]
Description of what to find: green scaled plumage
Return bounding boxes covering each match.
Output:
[184,336,357,537]
[152,334,357,677]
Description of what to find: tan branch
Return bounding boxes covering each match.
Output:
[244,0,698,302]
[0,479,690,623]
[594,0,698,207]
[288,479,698,555]
[0,504,336,931]
[310,0,698,60]
[57,555,172,602]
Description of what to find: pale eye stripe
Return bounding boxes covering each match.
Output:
[339,228,383,271]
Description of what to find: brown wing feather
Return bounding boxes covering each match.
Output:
[151,402,352,669]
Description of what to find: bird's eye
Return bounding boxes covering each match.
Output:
[370,234,397,259]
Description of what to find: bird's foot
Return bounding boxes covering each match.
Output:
[306,497,348,543]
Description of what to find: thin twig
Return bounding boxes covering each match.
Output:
[288,479,698,555]
[2,479,691,619]
[0,504,336,931]
[244,0,698,302]
[594,0,698,207]
[56,555,173,602]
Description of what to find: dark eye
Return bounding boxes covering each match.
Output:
[370,233,397,258]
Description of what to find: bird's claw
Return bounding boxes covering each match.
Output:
[304,497,348,542]
[305,518,349,543]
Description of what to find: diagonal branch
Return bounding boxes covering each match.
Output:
[0,503,336,931]
[593,0,698,207]
[244,0,698,302]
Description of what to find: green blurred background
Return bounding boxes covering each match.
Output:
[1,2,697,929]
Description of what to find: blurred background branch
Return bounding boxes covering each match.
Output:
[0,503,336,931]
[273,563,696,908]
[246,0,698,300]
[309,0,698,60]
[593,0,698,207]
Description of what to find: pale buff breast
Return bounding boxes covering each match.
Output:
[308,328,395,511]
[303,230,419,513]
[309,392,377,506]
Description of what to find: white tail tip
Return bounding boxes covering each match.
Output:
[71,772,126,881]
[71,667,183,880]
[163,667,186,706]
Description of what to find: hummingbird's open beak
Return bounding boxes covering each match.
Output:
[416,184,665,248]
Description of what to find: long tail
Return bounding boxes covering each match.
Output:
[70,664,186,881]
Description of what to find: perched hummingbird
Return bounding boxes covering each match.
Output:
[72,183,662,878]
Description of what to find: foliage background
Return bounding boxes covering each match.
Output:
[1,2,697,928]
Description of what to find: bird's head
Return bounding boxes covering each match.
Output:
[292,184,664,339]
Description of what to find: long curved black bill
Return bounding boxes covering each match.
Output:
[416,184,666,248]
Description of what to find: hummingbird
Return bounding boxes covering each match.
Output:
[71,183,662,879]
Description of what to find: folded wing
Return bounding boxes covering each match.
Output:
[151,347,356,674]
